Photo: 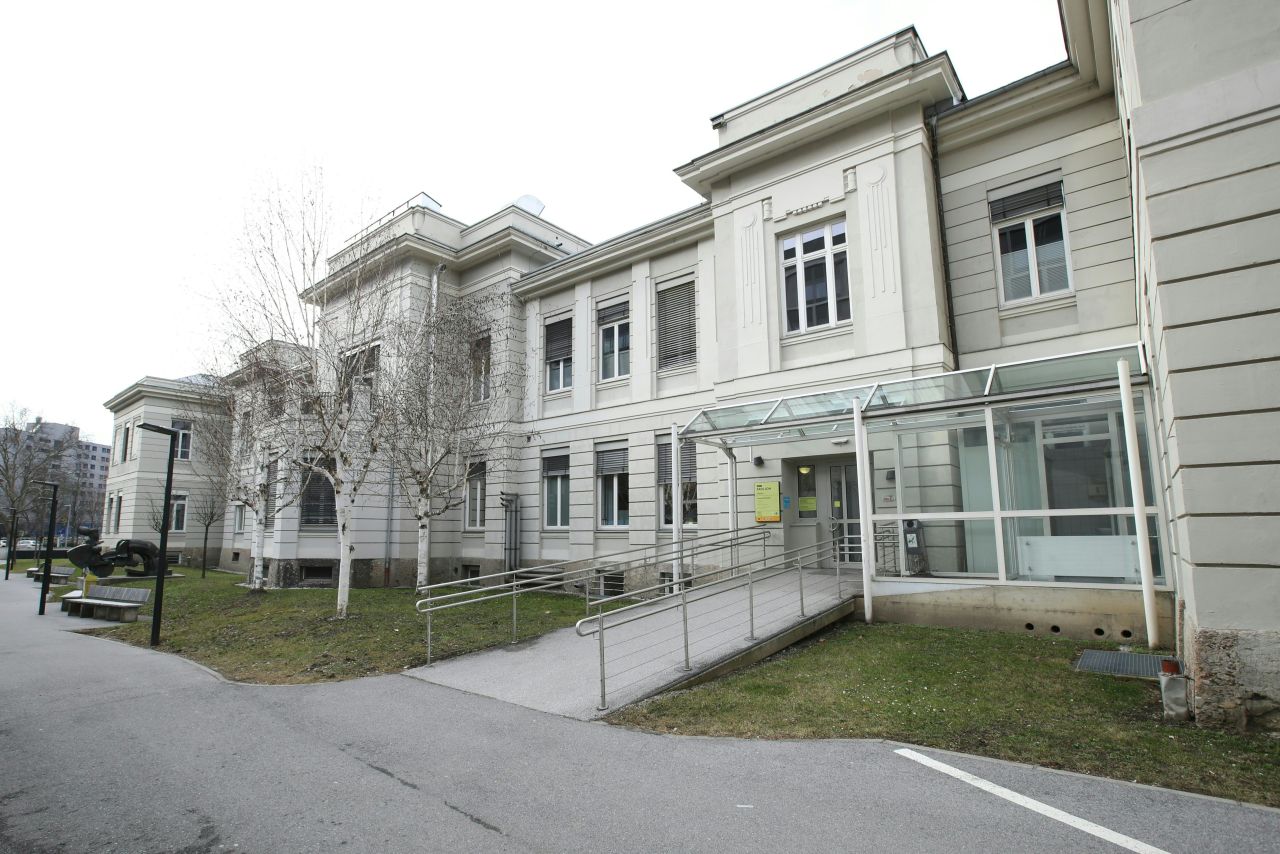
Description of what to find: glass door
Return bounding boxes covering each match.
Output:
[829,462,862,563]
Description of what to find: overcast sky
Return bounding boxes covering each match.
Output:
[1,0,1065,444]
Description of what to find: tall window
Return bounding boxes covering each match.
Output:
[170,494,188,533]
[114,494,123,533]
[264,460,278,531]
[991,182,1070,305]
[471,335,492,402]
[106,496,114,533]
[299,460,337,528]
[595,445,629,527]
[543,453,571,528]
[119,424,130,463]
[465,461,487,529]
[782,220,849,333]
[171,419,192,461]
[234,504,246,533]
[545,318,573,392]
[597,302,630,381]
[656,282,696,370]
[341,344,380,405]
[657,437,697,527]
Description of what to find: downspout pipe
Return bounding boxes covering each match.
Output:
[926,108,958,365]
[853,402,875,623]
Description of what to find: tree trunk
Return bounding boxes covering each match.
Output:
[335,493,354,618]
[201,524,210,578]
[416,495,431,588]
[251,514,267,590]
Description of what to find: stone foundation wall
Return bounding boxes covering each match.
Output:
[1189,628,1280,732]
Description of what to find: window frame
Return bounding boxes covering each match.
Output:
[171,419,193,461]
[657,438,698,528]
[542,453,571,530]
[597,472,630,529]
[471,335,492,403]
[465,462,487,530]
[992,206,1074,308]
[655,279,697,371]
[598,318,631,382]
[780,219,851,335]
[233,504,246,533]
[170,493,187,533]
[544,317,574,394]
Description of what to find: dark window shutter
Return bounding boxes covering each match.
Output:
[545,319,573,362]
[542,454,570,476]
[656,282,697,370]
[657,440,697,485]
[300,461,337,526]
[468,460,487,479]
[989,182,1064,223]
[264,460,278,530]
[597,302,630,325]
[595,447,629,475]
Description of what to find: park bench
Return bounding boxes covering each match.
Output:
[64,584,150,623]
[27,565,75,584]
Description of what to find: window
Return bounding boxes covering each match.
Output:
[471,335,492,402]
[106,496,114,533]
[596,445,629,527]
[234,504,246,533]
[341,344,380,405]
[119,424,130,463]
[991,182,1070,305]
[656,281,696,370]
[299,460,336,528]
[114,494,123,533]
[545,318,573,392]
[781,220,849,333]
[171,419,192,461]
[657,437,697,526]
[597,302,630,381]
[543,454,571,529]
[170,494,187,533]
[465,461,486,529]
[797,464,817,519]
[264,460,278,531]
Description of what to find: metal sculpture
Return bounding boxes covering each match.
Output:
[67,526,166,578]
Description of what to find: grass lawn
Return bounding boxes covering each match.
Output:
[4,558,77,576]
[610,620,1280,808]
[82,568,600,684]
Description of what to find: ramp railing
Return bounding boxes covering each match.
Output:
[576,532,862,710]
[415,527,771,664]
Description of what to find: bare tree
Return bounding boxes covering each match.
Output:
[0,408,75,538]
[380,285,525,587]
[218,173,395,616]
[187,488,226,578]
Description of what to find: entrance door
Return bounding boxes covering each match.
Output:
[829,462,862,564]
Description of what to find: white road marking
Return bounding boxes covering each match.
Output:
[894,748,1170,854]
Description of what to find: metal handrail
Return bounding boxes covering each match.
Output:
[577,533,861,710]
[414,526,772,665]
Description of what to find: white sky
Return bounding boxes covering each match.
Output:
[0,0,1065,444]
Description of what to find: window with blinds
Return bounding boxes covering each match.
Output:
[595,445,629,527]
[543,453,571,528]
[300,460,336,527]
[264,460,278,530]
[545,318,573,391]
[990,182,1071,306]
[657,438,698,526]
[656,282,696,370]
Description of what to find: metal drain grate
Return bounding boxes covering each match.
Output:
[1075,649,1165,679]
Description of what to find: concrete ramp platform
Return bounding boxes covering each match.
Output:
[404,569,861,720]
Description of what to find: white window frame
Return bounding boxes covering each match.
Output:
[598,318,631,382]
[465,466,486,530]
[471,335,492,403]
[992,207,1074,308]
[780,219,851,335]
[170,494,188,533]
[544,473,570,529]
[234,504,246,533]
[544,317,573,393]
[172,419,192,461]
[598,472,629,529]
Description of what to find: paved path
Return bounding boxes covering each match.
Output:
[408,568,855,719]
[1,574,1277,854]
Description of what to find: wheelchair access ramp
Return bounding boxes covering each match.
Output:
[403,536,863,720]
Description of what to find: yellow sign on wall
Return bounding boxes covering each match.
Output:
[754,481,781,523]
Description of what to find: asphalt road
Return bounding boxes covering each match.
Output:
[2,577,1277,853]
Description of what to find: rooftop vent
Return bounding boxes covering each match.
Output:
[514,194,546,217]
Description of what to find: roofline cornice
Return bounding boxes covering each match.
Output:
[512,205,713,300]
[103,377,225,413]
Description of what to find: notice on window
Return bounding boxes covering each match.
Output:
[798,496,817,513]
[754,481,781,523]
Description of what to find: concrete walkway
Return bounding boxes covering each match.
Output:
[405,567,856,719]
[2,571,1278,854]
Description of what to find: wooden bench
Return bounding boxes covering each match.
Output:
[65,585,150,623]
[27,565,75,584]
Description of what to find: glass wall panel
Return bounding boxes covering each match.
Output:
[1003,514,1161,583]
[872,519,997,578]
[868,410,991,514]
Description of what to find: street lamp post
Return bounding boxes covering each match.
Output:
[34,481,58,615]
[138,423,176,646]
[4,507,15,580]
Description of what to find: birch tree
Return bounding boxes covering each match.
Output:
[381,283,524,587]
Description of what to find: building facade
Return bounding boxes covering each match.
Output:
[103,0,1280,728]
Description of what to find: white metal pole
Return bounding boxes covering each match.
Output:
[1118,360,1159,648]
[853,402,875,623]
[671,424,682,585]
[725,447,739,574]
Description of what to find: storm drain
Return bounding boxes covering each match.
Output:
[1075,649,1166,680]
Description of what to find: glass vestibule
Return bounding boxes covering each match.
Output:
[866,391,1162,586]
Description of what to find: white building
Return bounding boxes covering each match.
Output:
[104,0,1280,729]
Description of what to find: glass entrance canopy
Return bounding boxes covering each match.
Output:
[682,344,1145,447]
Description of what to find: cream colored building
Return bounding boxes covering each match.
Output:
[104,0,1279,728]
